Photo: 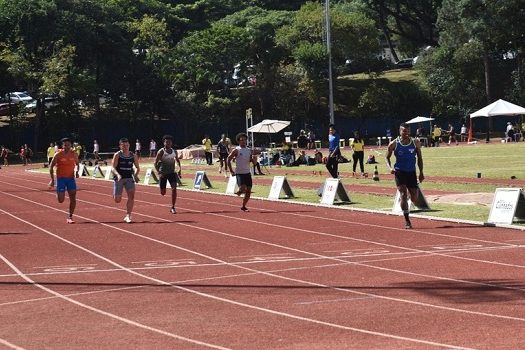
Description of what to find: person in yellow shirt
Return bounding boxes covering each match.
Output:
[47,142,56,165]
[202,134,213,165]
[74,143,83,159]
[351,131,365,175]
[431,125,442,147]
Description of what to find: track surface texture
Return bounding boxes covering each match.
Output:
[1,165,524,349]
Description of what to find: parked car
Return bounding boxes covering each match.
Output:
[395,58,415,69]
[24,96,59,112]
[5,92,34,104]
[0,103,17,116]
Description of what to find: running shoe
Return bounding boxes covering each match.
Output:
[66,217,75,224]
[241,206,248,211]
[170,207,177,214]
[404,221,412,229]
[124,215,132,223]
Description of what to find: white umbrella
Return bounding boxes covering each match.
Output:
[247,119,290,133]
[470,99,525,118]
[405,116,435,124]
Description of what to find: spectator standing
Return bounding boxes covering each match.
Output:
[149,139,157,157]
[307,130,316,150]
[202,134,213,165]
[447,124,458,145]
[19,145,25,164]
[93,140,100,159]
[227,133,255,211]
[49,137,79,224]
[385,123,425,229]
[154,135,181,214]
[23,144,32,165]
[217,134,230,175]
[0,146,8,166]
[460,124,468,142]
[351,131,365,175]
[506,122,514,142]
[326,124,340,178]
[431,125,441,147]
[135,139,142,159]
[297,130,308,149]
[74,143,82,158]
[47,142,56,165]
[111,138,140,223]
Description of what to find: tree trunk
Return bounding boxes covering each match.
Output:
[379,17,398,62]
[33,97,45,153]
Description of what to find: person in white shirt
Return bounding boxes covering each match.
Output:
[149,139,157,157]
[135,139,142,159]
[227,133,256,211]
[93,140,99,159]
[460,124,468,142]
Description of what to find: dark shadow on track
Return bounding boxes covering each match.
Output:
[433,225,484,229]
[3,280,522,301]
[0,232,31,235]
[391,279,525,303]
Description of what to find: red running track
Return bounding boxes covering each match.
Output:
[1,166,524,349]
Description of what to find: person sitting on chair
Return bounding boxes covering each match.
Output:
[291,150,308,166]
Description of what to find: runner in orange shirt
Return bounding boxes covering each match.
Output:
[49,138,79,224]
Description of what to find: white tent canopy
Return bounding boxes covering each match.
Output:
[405,116,435,124]
[470,99,525,118]
[247,119,290,133]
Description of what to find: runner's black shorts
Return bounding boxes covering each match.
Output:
[219,153,228,161]
[236,173,252,188]
[160,173,179,189]
[394,170,418,189]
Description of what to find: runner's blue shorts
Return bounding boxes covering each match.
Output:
[56,177,77,193]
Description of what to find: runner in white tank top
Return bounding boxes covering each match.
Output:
[154,135,181,214]
[227,133,255,211]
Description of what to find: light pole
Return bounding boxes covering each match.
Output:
[324,0,335,125]
[245,108,254,148]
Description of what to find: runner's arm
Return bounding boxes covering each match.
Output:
[133,153,140,178]
[74,153,80,178]
[111,152,121,180]
[385,141,396,174]
[175,151,181,174]
[49,154,58,185]
[154,149,163,173]
[415,139,424,182]
[227,149,238,175]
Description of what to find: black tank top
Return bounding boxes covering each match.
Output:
[115,151,135,179]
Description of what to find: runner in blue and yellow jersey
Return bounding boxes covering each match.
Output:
[385,123,425,229]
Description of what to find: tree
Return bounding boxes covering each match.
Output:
[276,1,380,122]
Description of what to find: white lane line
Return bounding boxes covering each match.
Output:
[1,244,520,280]
[0,338,27,350]
[0,254,230,350]
[18,171,525,244]
[66,174,525,266]
[296,297,376,305]
[2,180,525,325]
[0,207,474,349]
[52,176,525,270]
